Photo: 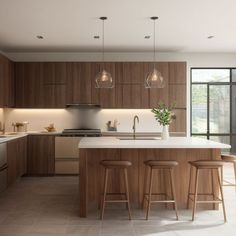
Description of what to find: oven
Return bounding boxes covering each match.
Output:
[55,129,101,175]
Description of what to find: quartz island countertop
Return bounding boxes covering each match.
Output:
[78,137,231,149]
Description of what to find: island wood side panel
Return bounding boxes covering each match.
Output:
[79,148,221,217]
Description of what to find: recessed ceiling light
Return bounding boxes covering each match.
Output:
[36,35,44,39]
[94,36,100,39]
[207,35,214,39]
[144,36,151,39]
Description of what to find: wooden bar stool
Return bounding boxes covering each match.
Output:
[187,160,227,222]
[100,160,132,220]
[143,160,179,220]
[221,154,236,192]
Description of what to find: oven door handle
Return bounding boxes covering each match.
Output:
[55,157,79,161]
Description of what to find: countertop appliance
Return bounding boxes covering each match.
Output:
[0,143,7,193]
[55,129,101,175]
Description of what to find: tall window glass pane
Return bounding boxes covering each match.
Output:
[192,84,207,133]
[232,85,236,133]
[209,85,230,133]
[192,69,230,83]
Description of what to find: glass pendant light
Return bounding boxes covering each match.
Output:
[95,17,114,88]
[145,16,165,88]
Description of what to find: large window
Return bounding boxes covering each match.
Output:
[191,68,236,153]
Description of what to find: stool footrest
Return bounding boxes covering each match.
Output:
[104,200,128,203]
[188,196,222,203]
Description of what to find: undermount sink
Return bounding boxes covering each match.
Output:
[118,137,160,140]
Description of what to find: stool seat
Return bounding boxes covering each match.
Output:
[189,160,224,168]
[145,160,178,168]
[100,160,132,168]
[221,154,236,162]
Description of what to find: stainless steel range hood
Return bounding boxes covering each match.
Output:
[66,103,101,108]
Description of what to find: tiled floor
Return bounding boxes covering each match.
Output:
[0,164,236,236]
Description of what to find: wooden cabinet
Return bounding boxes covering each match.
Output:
[27,135,55,175]
[91,62,116,108]
[67,62,92,104]
[7,137,27,186]
[144,62,169,108]
[169,62,187,84]
[15,62,43,108]
[15,62,67,108]
[13,61,187,110]
[0,54,15,107]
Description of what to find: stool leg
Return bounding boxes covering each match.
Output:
[221,165,224,186]
[124,168,132,220]
[100,168,109,220]
[211,169,216,210]
[146,168,153,220]
[169,168,179,220]
[217,168,227,222]
[187,165,193,209]
[233,163,236,194]
[142,164,148,209]
[192,168,199,221]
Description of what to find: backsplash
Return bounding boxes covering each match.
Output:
[3,108,163,133]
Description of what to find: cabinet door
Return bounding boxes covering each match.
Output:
[169,109,186,133]
[116,84,149,108]
[67,62,92,104]
[17,137,27,177]
[169,62,187,84]
[144,62,169,108]
[41,62,67,84]
[0,54,15,107]
[119,62,144,84]
[7,140,17,186]
[15,63,43,108]
[91,62,116,108]
[43,84,67,108]
[27,135,55,175]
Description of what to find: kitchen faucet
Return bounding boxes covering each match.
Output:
[132,115,139,139]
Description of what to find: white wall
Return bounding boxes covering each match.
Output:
[5,52,236,135]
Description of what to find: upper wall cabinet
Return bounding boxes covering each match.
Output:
[15,62,67,108]
[15,62,43,108]
[0,54,14,107]
[14,61,187,109]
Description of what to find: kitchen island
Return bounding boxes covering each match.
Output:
[78,137,230,217]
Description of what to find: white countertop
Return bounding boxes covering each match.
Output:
[78,137,231,149]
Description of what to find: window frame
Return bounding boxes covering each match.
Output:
[191,68,236,150]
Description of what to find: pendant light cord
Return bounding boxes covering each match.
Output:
[102,18,105,69]
[153,18,156,70]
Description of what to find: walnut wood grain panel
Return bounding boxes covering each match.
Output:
[116,84,149,108]
[169,84,186,108]
[15,62,44,108]
[118,62,144,84]
[91,62,116,108]
[0,54,14,107]
[40,62,67,84]
[79,148,220,217]
[169,62,187,84]
[169,109,186,133]
[67,62,92,104]
[6,137,27,186]
[143,62,169,107]
[27,135,55,175]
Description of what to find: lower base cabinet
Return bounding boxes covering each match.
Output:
[7,137,27,186]
[27,135,55,175]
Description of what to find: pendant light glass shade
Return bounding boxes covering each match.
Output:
[95,17,114,88]
[95,69,113,88]
[145,16,165,88]
[145,68,165,88]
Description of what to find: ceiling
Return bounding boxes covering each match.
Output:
[0,0,236,53]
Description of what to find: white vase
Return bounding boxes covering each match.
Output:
[161,125,169,140]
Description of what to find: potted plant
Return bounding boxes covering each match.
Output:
[151,102,176,140]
